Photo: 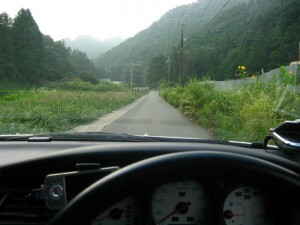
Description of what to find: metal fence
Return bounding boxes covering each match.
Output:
[212,64,299,91]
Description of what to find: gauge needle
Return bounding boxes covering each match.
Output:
[253,213,270,218]
[156,202,190,224]
[93,209,124,223]
[232,213,246,216]
[224,210,245,219]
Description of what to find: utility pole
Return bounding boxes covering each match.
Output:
[298,41,300,61]
[130,63,144,90]
[166,56,172,87]
[297,41,300,85]
[179,22,184,86]
[130,65,133,91]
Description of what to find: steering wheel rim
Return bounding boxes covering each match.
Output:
[47,151,300,225]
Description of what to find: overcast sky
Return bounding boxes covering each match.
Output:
[1,0,196,41]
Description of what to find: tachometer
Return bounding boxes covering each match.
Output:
[151,180,212,225]
[92,197,141,225]
[223,186,275,225]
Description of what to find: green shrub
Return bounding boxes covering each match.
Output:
[160,78,295,142]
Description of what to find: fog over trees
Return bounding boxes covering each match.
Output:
[1,0,299,88]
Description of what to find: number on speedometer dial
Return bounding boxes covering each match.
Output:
[151,180,212,225]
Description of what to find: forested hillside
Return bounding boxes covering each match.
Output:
[96,0,300,86]
[0,9,99,86]
[186,0,300,80]
[1,0,299,88]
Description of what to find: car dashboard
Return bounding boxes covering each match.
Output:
[0,140,300,225]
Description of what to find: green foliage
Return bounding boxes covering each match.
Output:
[0,79,28,90]
[0,89,142,134]
[160,78,296,142]
[43,36,75,80]
[279,66,296,86]
[71,49,95,74]
[0,13,15,80]
[11,9,45,83]
[145,55,167,88]
[160,86,183,108]
[79,72,99,84]
[0,9,98,87]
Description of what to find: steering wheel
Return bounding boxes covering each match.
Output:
[47,151,300,225]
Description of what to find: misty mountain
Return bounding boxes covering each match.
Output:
[64,35,125,59]
[95,0,248,67]
[95,0,300,84]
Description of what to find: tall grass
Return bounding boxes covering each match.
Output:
[160,70,298,142]
[0,89,142,134]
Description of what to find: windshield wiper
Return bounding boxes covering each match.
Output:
[0,132,223,143]
[0,132,162,142]
[0,132,278,150]
[0,134,35,141]
[47,132,161,142]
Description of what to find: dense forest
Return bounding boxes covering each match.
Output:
[97,0,300,86]
[1,0,300,88]
[0,9,99,86]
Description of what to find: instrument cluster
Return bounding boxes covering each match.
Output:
[91,180,289,225]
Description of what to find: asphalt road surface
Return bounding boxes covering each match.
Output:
[70,91,212,139]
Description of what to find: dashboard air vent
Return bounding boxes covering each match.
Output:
[0,189,55,225]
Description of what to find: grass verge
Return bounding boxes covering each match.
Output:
[0,89,143,134]
[160,74,299,142]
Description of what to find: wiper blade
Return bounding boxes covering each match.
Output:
[0,133,276,149]
[0,132,226,143]
[0,132,160,142]
[0,134,34,141]
[43,132,160,142]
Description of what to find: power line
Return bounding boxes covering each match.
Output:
[167,2,200,53]
[167,20,174,53]
[167,7,183,52]
[166,2,191,52]
[185,0,231,48]
[179,4,189,22]
[186,0,214,35]
[169,2,189,51]
[168,0,215,50]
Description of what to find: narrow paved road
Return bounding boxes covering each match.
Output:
[69,91,211,139]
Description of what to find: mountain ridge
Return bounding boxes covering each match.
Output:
[96,0,249,66]
[64,35,125,59]
[95,0,300,84]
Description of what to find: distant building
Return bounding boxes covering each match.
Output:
[134,87,149,91]
[99,78,122,84]
[290,61,300,65]
[99,78,111,82]
[291,41,300,65]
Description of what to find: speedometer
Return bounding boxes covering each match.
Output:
[151,180,212,225]
[92,197,141,225]
[223,186,275,225]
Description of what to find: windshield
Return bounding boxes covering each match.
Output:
[0,0,299,142]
